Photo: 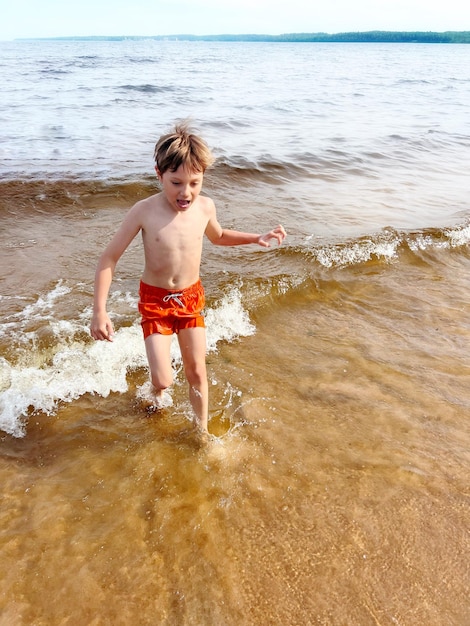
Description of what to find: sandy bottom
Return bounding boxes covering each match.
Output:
[1,254,469,625]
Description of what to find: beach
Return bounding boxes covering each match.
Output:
[1,40,469,624]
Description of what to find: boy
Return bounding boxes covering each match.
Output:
[90,122,286,434]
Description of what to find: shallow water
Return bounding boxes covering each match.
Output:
[1,245,469,625]
[1,40,470,624]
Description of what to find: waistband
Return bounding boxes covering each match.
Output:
[139,279,203,299]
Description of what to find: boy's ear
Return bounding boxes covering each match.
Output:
[155,166,162,180]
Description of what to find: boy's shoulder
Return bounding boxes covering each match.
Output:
[198,193,216,212]
[136,191,162,208]
[128,192,162,215]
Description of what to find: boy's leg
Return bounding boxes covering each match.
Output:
[177,327,209,432]
[144,333,174,400]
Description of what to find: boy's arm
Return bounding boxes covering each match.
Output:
[204,202,286,248]
[90,205,143,341]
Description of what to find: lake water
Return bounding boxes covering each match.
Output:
[0,40,469,625]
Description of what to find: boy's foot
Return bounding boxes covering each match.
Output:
[137,382,173,412]
[145,390,173,412]
[193,424,215,445]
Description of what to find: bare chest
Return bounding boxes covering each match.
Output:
[143,208,206,257]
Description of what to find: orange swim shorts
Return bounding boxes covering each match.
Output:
[138,280,205,339]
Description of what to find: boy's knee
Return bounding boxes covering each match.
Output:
[150,372,173,391]
[184,362,206,387]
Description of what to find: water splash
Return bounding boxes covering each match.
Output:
[0,286,255,437]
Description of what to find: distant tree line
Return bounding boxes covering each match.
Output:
[158,31,470,43]
[22,32,470,44]
[274,31,470,43]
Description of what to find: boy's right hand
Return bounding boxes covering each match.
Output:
[90,311,115,342]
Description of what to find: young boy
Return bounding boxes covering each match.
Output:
[90,122,286,433]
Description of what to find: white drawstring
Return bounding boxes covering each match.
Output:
[162,292,184,307]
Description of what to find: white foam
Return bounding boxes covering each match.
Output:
[205,288,256,352]
[16,281,72,322]
[0,324,147,437]
[312,223,470,266]
[446,223,470,247]
[314,237,400,268]
[0,286,255,437]
[136,381,173,409]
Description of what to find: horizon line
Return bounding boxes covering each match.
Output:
[12,29,470,42]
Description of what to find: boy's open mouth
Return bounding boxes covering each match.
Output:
[177,200,191,209]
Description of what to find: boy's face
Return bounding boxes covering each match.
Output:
[156,164,204,213]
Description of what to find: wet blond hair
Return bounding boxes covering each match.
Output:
[154,121,214,174]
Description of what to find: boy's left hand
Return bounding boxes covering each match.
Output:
[258,224,286,248]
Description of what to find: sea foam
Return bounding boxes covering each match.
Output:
[0,286,255,438]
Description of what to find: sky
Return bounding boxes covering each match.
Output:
[1,0,470,41]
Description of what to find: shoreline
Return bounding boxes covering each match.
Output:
[12,30,470,44]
